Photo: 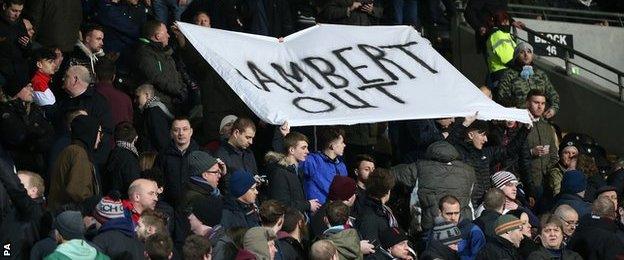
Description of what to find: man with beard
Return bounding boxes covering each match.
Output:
[275,208,308,259]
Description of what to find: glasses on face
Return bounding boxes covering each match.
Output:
[561,218,579,227]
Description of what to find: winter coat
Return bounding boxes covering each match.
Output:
[526,118,559,196]
[473,209,501,240]
[301,151,348,204]
[30,236,57,260]
[487,124,532,189]
[94,0,147,71]
[215,141,259,197]
[547,164,566,197]
[403,141,476,231]
[355,197,393,245]
[92,217,144,259]
[66,41,104,77]
[55,86,113,165]
[316,0,383,26]
[496,66,560,113]
[134,39,187,114]
[95,82,133,126]
[265,152,310,212]
[388,119,448,163]
[421,239,460,260]
[27,0,82,52]
[221,197,260,229]
[526,246,583,260]
[155,140,200,206]
[102,145,140,197]
[0,160,48,260]
[44,239,110,260]
[137,98,172,153]
[215,142,259,176]
[451,125,528,206]
[567,216,624,260]
[477,235,522,260]
[212,228,239,260]
[322,227,363,260]
[184,177,220,207]
[0,100,54,173]
[457,219,486,260]
[276,231,307,260]
[264,0,294,37]
[518,236,541,259]
[48,140,101,211]
[552,193,591,218]
[0,17,30,89]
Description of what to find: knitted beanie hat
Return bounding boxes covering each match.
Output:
[491,171,519,189]
[561,170,587,194]
[94,196,125,224]
[432,217,462,246]
[328,176,357,201]
[229,170,256,198]
[495,214,524,235]
[188,151,218,177]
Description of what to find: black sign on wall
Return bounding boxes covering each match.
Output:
[528,31,574,59]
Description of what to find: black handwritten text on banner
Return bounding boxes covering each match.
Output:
[177,23,531,126]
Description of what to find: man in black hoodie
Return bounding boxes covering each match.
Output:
[48,114,103,211]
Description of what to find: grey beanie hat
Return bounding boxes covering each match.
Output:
[54,211,85,240]
[432,217,462,246]
[188,151,219,177]
[514,42,534,58]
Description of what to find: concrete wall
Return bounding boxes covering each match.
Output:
[516,18,624,95]
[452,24,624,156]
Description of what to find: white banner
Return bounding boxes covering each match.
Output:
[177,22,531,126]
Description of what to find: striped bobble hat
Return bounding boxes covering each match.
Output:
[93,195,125,224]
[495,214,524,235]
[491,171,518,189]
[432,217,462,246]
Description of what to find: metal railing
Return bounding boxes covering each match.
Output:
[508,4,624,27]
[512,25,624,101]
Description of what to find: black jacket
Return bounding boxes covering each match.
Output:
[526,246,583,260]
[92,217,145,259]
[56,86,113,166]
[220,197,260,229]
[0,160,48,260]
[355,196,393,246]
[215,141,259,175]
[266,152,310,212]
[474,209,501,240]
[421,239,460,260]
[0,100,54,173]
[567,215,624,260]
[138,103,172,153]
[276,232,306,260]
[477,235,522,259]
[450,125,528,206]
[103,145,140,197]
[388,119,461,163]
[156,140,201,206]
[134,39,187,114]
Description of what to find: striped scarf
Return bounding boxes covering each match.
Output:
[116,141,138,157]
[382,204,399,228]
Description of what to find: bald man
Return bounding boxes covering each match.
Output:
[128,179,159,216]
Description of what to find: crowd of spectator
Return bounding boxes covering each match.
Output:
[0,0,623,259]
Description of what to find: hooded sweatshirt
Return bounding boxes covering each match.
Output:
[44,239,110,260]
[241,227,275,260]
[322,225,363,260]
